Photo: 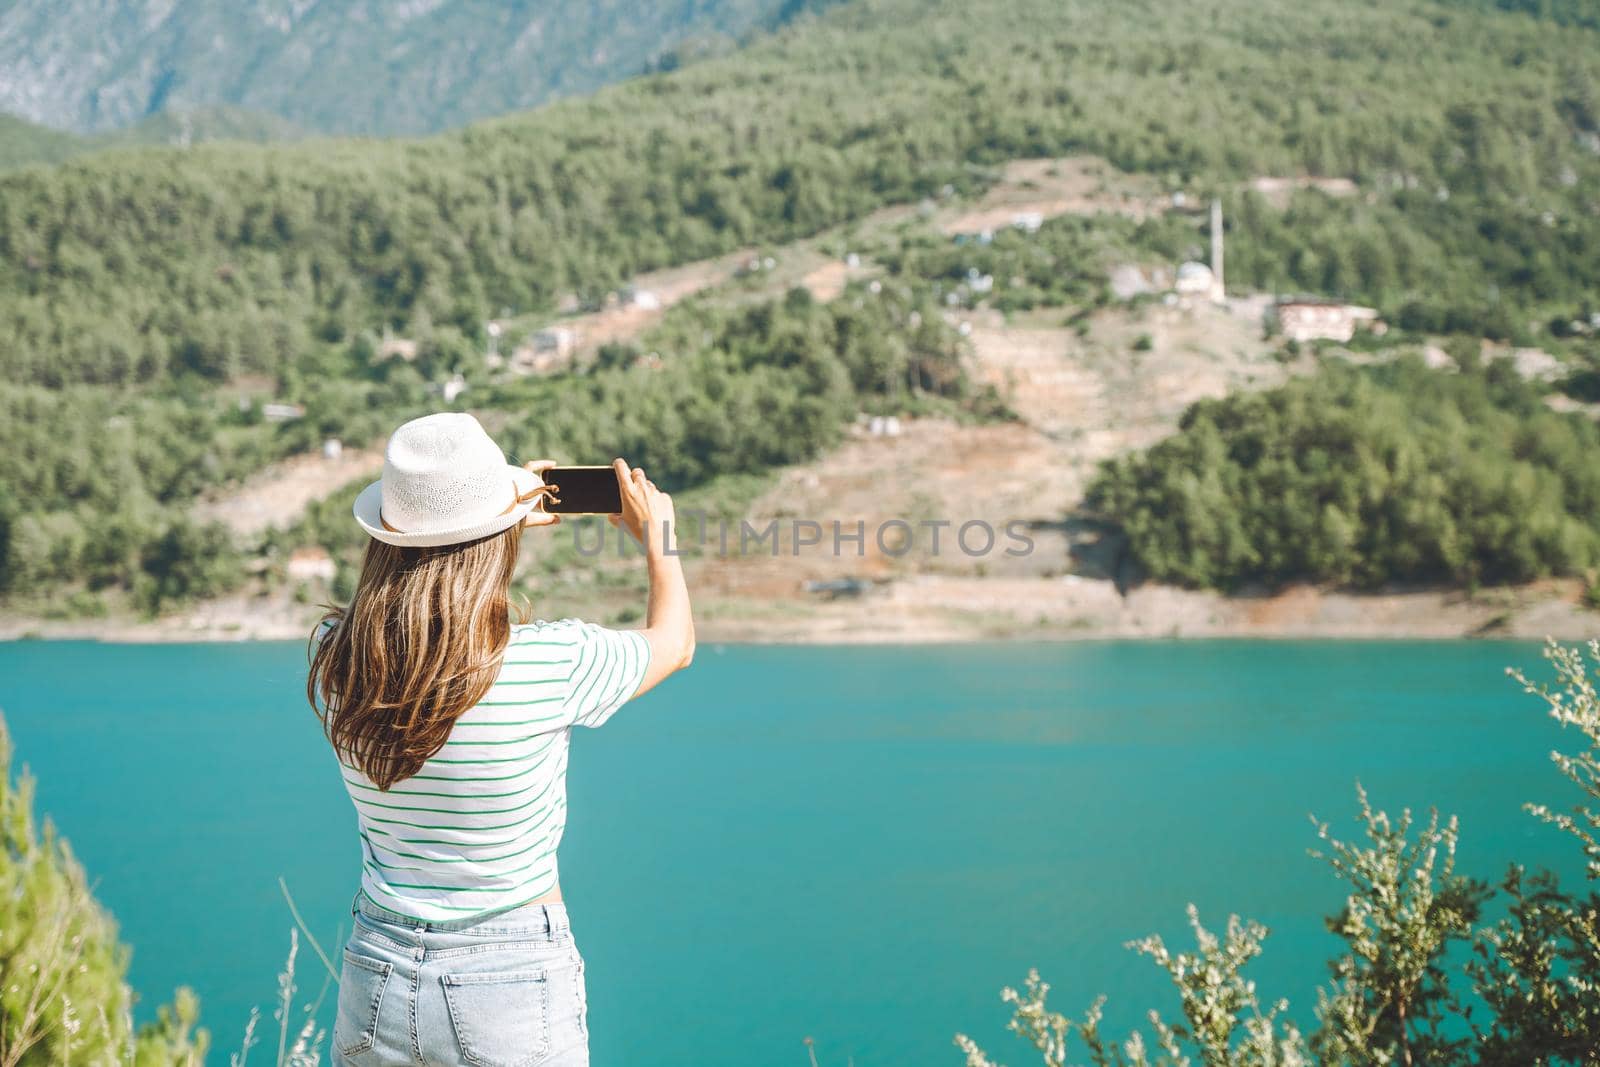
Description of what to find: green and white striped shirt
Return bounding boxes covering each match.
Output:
[338,618,650,921]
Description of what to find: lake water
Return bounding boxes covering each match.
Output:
[0,639,1585,1065]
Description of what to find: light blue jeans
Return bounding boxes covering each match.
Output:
[332,896,589,1067]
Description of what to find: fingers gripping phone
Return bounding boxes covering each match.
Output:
[541,466,624,515]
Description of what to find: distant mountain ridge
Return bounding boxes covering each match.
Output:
[0,0,817,137]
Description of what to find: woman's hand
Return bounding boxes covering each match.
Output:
[520,460,562,529]
[611,457,695,690]
[608,458,675,554]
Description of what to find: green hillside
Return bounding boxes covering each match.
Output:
[0,114,91,170]
[1087,358,1600,591]
[3,0,1597,387]
[1451,0,1600,29]
[0,107,304,172]
[2,0,1599,613]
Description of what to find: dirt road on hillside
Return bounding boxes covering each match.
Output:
[27,154,1597,643]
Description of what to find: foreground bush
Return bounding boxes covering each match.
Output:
[0,717,207,1066]
[956,640,1600,1065]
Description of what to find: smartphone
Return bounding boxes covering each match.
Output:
[541,466,623,515]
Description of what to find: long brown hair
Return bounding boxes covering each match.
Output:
[308,526,526,789]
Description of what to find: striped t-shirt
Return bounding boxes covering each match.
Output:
[337,618,650,921]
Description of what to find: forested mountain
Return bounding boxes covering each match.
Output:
[0,0,816,137]
[0,107,303,171]
[1447,0,1600,29]
[4,0,1597,387]
[0,114,86,170]
[1088,358,1600,591]
[2,0,1599,614]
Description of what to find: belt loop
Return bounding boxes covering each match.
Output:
[546,904,567,936]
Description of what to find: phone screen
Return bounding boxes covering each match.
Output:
[542,466,624,515]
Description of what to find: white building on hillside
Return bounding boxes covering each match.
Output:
[1271,300,1382,343]
[287,546,337,583]
[533,327,579,357]
[1175,261,1216,297]
[622,286,661,310]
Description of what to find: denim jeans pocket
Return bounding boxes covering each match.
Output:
[571,953,588,1043]
[441,970,552,1067]
[334,949,392,1058]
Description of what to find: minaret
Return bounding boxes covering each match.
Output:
[1209,198,1225,304]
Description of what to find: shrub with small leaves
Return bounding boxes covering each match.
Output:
[958,641,1600,1067]
[0,715,208,1066]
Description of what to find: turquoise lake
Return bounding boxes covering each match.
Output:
[0,639,1587,1065]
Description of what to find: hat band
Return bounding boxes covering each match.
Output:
[378,478,552,536]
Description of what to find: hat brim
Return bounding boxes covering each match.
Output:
[353,465,540,548]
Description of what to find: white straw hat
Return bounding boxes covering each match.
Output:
[353,412,539,547]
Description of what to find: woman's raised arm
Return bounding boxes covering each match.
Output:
[609,458,694,697]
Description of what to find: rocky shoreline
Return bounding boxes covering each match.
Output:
[5,576,1594,645]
